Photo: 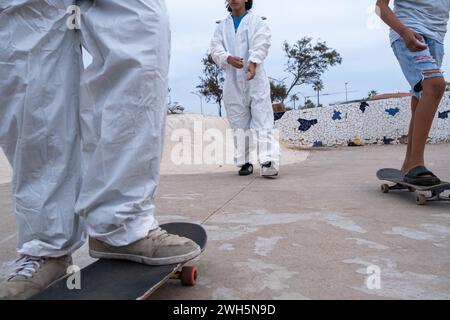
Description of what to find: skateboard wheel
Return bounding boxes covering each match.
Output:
[408,187,416,193]
[180,266,197,286]
[416,194,427,206]
[381,184,390,194]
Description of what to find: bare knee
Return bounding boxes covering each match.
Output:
[422,76,446,99]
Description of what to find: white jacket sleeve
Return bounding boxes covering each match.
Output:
[210,22,231,69]
[249,18,271,65]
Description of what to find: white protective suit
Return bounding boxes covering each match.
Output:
[0,0,170,257]
[210,11,280,169]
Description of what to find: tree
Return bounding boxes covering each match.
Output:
[367,90,378,99]
[290,94,300,110]
[270,80,288,103]
[282,37,342,103]
[197,53,225,117]
[304,99,316,109]
[312,79,324,107]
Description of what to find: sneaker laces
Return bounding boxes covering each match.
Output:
[147,228,186,246]
[8,256,45,281]
[147,228,171,242]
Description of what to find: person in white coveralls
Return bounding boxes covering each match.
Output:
[210,0,281,177]
[0,0,200,300]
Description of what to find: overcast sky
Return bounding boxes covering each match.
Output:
[165,0,450,115]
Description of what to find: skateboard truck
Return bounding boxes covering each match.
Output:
[381,183,449,205]
[381,183,415,193]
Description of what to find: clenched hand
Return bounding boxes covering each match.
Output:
[246,62,257,81]
[401,28,428,52]
[227,56,244,69]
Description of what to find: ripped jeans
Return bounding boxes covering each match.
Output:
[392,36,444,99]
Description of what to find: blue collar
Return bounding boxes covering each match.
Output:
[232,11,248,33]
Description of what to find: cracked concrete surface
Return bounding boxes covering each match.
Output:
[0,144,449,300]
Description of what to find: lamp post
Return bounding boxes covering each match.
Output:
[295,92,307,109]
[345,82,349,102]
[190,92,203,115]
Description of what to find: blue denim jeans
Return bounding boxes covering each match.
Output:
[392,36,445,99]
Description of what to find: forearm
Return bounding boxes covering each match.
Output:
[376,0,409,37]
[210,40,230,68]
[211,48,230,68]
[249,22,271,65]
[249,34,271,64]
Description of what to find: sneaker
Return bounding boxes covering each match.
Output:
[238,163,254,176]
[89,227,201,266]
[0,255,72,300]
[261,161,279,177]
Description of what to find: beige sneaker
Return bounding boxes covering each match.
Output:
[89,228,201,266]
[0,255,72,300]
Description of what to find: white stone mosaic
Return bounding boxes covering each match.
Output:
[275,96,450,147]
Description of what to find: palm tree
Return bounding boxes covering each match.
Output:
[290,94,300,110]
[312,80,324,107]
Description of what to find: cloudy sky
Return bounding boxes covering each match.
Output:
[165,0,450,115]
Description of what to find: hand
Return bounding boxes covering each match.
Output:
[246,62,257,81]
[227,56,244,69]
[401,28,428,52]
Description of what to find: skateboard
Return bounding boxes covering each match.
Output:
[30,222,207,300]
[377,168,450,205]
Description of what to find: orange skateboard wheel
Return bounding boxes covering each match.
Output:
[180,266,197,286]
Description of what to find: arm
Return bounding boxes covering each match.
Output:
[246,18,272,80]
[210,22,244,69]
[210,23,231,69]
[248,18,272,65]
[376,0,427,51]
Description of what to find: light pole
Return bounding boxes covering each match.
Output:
[295,92,307,109]
[345,82,349,102]
[190,92,203,115]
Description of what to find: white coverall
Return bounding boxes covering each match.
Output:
[210,11,280,169]
[0,0,170,257]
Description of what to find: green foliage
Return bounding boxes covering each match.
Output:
[197,54,225,116]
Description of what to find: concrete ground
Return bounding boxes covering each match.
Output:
[0,144,449,300]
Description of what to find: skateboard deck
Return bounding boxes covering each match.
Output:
[30,223,207,300]
[377,168,450,205]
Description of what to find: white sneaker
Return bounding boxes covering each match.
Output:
[261,162,279,177]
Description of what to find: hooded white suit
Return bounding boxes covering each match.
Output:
[210,11,280,169]
[0,0,169,257]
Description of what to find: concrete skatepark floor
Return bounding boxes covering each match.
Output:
[0,144,449,300]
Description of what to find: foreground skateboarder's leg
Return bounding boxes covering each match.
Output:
[401,97,419,173]
[404,77,446,174]
[390,40,445,186]
[76,0,200,265]
[0,0,85,299]
[377,0,448,186]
